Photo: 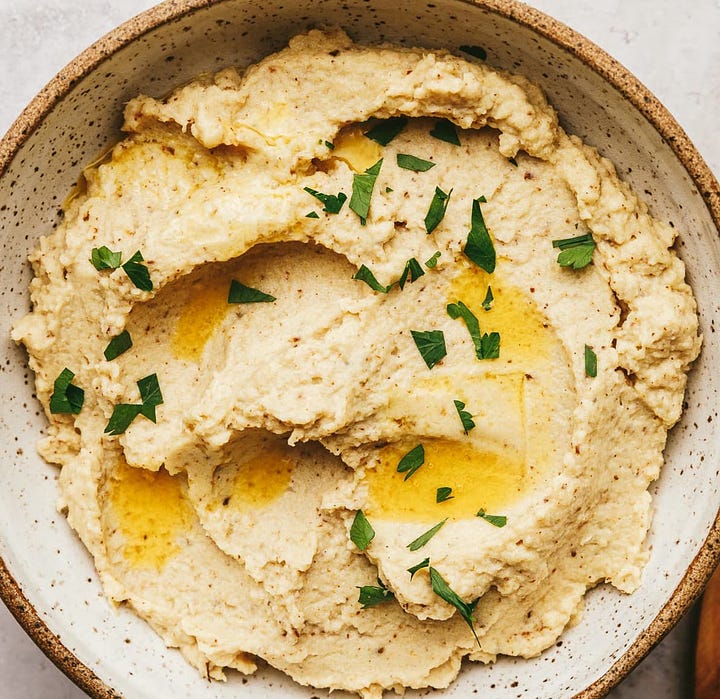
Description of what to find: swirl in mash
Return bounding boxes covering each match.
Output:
[13,28,700,698]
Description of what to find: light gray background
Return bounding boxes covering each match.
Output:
[0,0,717,697]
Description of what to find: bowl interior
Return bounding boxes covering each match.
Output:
[1,1,719,697]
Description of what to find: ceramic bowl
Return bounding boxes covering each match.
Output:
[1,1,719,697]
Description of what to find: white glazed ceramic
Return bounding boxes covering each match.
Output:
[1,1,719,698]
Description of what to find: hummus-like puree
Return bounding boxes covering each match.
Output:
[13,28,701,697]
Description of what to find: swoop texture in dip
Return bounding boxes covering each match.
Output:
[13,29,701,698]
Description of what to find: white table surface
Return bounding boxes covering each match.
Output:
[0,0,717,697]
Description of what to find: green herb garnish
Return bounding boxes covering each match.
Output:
[396,153,436,172]
[385,186,394,193]
[407,519,448,551]
[453,399,476,434]
[104,373,164,435]
[425,251,441,268]
[364,117,408,145]
[584,344,597,378]
[49,368,85,415]
[90,246,122,270]
[122,251,153,292]
[430,119,461,146]
[436,487,454,503]
[103,330,132,361]
[408,557,430,579]
[398,258,425,290]
[324,140,335,150]
[411,329,447,369]
[424,186,452,234]
[397,444,425,481]
[447,300,500,360]
[305,211,320,219]
[508,157,518,167]
[350,159,383,225]
[429,566,480,645]
[104,404,143,435]
[552,233,596,270]
[228,280,276,304]
[357,580,394,608]
[459,45,487,60]
[352,265,392,293]
[350,510,375,551]
[463,197,495,273]
[481,285,494,311]
[303,187,347,214]
[476,508,507,528]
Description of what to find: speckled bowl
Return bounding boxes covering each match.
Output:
[1,1,719,697]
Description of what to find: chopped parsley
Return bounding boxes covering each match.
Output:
[305,211,320,219]
[349,159,383,225]
[324,140,335,150]
[552,232,596,270]
[459,45,487,60]
[408,557,430,579]
[122,251,153,292]
[447,300,500,359]
[385,186,394,194]
[104,373,164,435]
[103,330,132,361]
[49,368,85,415]
[584,344,598,378]
[411,329,447,369]
[357,580,394,608]
[350,510,375,551]
[353,265,392,293]
[429,566,480,645]
[508,157,519,167]
[463,197,495,273]
[430,119,461,146]
[228,280,276,304]
[425,251,441,268]
[90,246,122,270]
[481,285,494,311]
[364,117,408,146]
[303,187,347,214]
[398,258,425,290]
[436,487,454,503]
[397,444,425,481]
[453,399,476,434]
[424,186,452,234]
[476,508,507,528]
[396,154,436,172]
[407,519,448,551]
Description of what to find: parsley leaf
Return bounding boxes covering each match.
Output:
[436,487,454,503]
[476,508,507,527]
[429,566,480,645]
[364,117,408,146]
[398,258,425,290]
[408,557,430,579]
[464,197,495,273]
[584,344,598,378]
[411,329,447,369]
[459,45,487,60]
[424,186,452,234]
[508,157,519,167]
[303,187,347,214]
[324,140,335,150]
[104,330,132,361]
[350,159,383,225]
[397,444,425,481]
[104,373,163,435]
[407,518,448,551]
[552,233,596,270]
[122,251,153,291]
[350,510,375,551]
[91,246,122,270]
[104,404,143,435]
[481,285,494,311]
[396,154,436,172]
[352,265,392,293]
[305,211,320,219]
[447,300,500,360]
[228,280,276,304]
[49,368,85,415]
[430,119,461,146]
[357,581,394,608]
[453,399,476,434]
[425,251,441,268]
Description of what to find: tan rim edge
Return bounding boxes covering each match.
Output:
[1,1,718,698]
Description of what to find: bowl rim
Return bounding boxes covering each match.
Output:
[1,0,719,697]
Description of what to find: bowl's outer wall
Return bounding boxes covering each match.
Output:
[0,1,718,698]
